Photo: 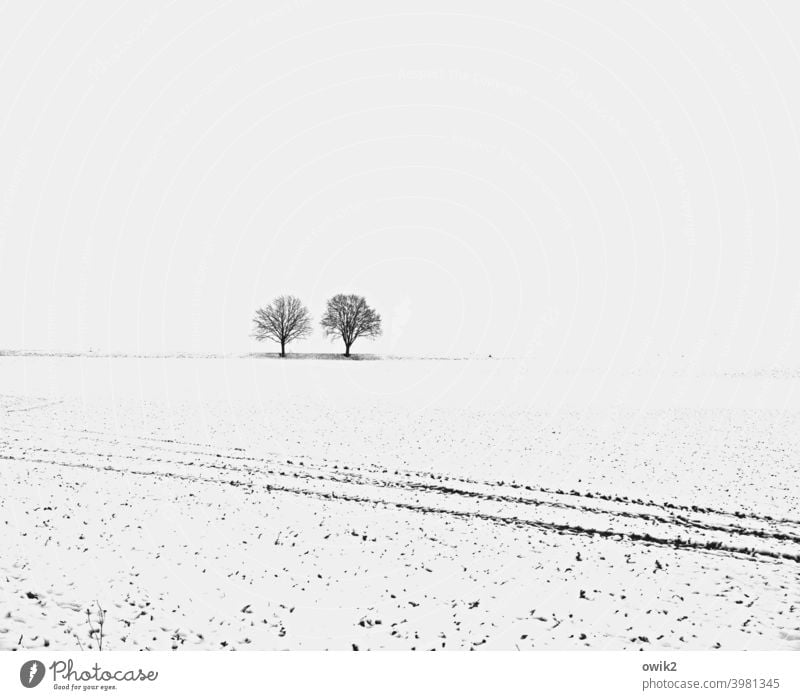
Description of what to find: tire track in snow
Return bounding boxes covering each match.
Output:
[2,434,799,565]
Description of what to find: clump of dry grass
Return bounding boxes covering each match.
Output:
[86,601,106,650]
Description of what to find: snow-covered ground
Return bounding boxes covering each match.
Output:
[1,356,798,650]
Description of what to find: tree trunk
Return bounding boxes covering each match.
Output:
[280,340,285,357]
[344,342,351,357]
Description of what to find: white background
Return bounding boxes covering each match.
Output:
[0,651,798,699]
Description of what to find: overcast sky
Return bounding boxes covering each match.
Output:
[1,1,799,369]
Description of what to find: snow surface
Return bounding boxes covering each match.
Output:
[1,356,798,650]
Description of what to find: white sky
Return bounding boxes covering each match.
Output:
[1,1,799,369]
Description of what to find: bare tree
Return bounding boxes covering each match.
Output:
[253,295,312,357]
[320,294,382,357]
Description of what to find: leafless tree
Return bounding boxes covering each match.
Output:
[320,294,382,357]
[252,295,312,357]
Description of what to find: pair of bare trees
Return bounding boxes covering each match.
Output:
[252,294,382,357]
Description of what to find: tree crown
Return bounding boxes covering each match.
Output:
[252,295,312,345]
[320,294,382,347]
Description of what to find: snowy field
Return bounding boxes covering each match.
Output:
[1,355,798,651]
